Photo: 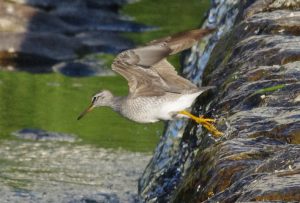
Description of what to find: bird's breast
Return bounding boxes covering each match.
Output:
[119,97,162,123]
[119,92,201,123]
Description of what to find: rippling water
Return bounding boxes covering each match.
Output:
[0,140,151,202]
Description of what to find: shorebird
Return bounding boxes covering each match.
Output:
[78,28,222,137]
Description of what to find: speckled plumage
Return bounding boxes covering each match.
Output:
[116,91,203,123]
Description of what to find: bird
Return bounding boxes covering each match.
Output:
[77,28,223,137]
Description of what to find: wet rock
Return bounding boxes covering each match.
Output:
[93,20,156,33]
[139,0,300,202]
[69,193,120,203]
[12,128,78,142]
[75,31,134,54]
[50,7,120,29]
[0,0,153,75]
[10,0,129,10]
[53,61,115,77]
[49,3,155,33]
[84,0,129,9]
[0,0,147,34]
[244,0,300,18]
[0,1,77,33]
[0,32,82,71]
[174,138,300,202]
[10,0,85,9]
[243,10,300,39]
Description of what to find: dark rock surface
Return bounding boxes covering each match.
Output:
[139,0,300,202]
[0,32,81,66]
[0,1,77,33]
[0,0,148,76]
[10,0,130,10]
[49,5,154,33]
[75,31,134,54]
[53,61,115,77]
[12,128,78,142]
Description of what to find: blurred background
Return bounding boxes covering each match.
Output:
[0,0,209,202]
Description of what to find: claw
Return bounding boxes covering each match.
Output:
[178,110,223,138]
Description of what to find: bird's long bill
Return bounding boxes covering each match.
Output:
[77,104,94,120]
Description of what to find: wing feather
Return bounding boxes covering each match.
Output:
[112,60,169,97]
[111,28,215,98]
[152,59,198,93]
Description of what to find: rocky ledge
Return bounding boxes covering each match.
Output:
[0,0,152,76]
[12,128,78,142]
[139,0,300,202]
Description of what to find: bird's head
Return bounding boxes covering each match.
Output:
[77,90,113,120]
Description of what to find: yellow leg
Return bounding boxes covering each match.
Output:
[178,110,223,138]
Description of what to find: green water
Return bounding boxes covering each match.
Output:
[0,72,163,151]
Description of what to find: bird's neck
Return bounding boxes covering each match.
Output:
[110,96,123,112]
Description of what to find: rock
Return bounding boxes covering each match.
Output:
[52,52,116,77]
[50,3,156,33]
[12,128,78,142]
[0,0,152,75]
[53,61,115,77]
[139,0,300,202]
[0,1,77,33]
[70,194,120,203]
[0,32,82,71]
[244,0,300,18]
[92,20,157,33]
[174,138,300,202]
[10,0,84,9]
[10,0,129,10]
[75,31,134,54]
[49,6,122,32]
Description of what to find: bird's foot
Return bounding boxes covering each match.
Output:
[178,110,223,138]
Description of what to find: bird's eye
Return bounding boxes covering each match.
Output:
[92,97,97,103]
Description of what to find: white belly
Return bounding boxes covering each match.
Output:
[120,92,202,123]
[158,92,201,120]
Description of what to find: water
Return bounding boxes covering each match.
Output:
[0,140,151,202]
[0,71,162,151]
[0,71,161,202]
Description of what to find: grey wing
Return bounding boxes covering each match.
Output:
[112,60,170,97]
[117,43,171,67]
[112,28,215,97]
[112,50,198,97]
[112,43,174,97]
[119,28,215,67]
[146,28,216,93]
[152,59,199,93]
